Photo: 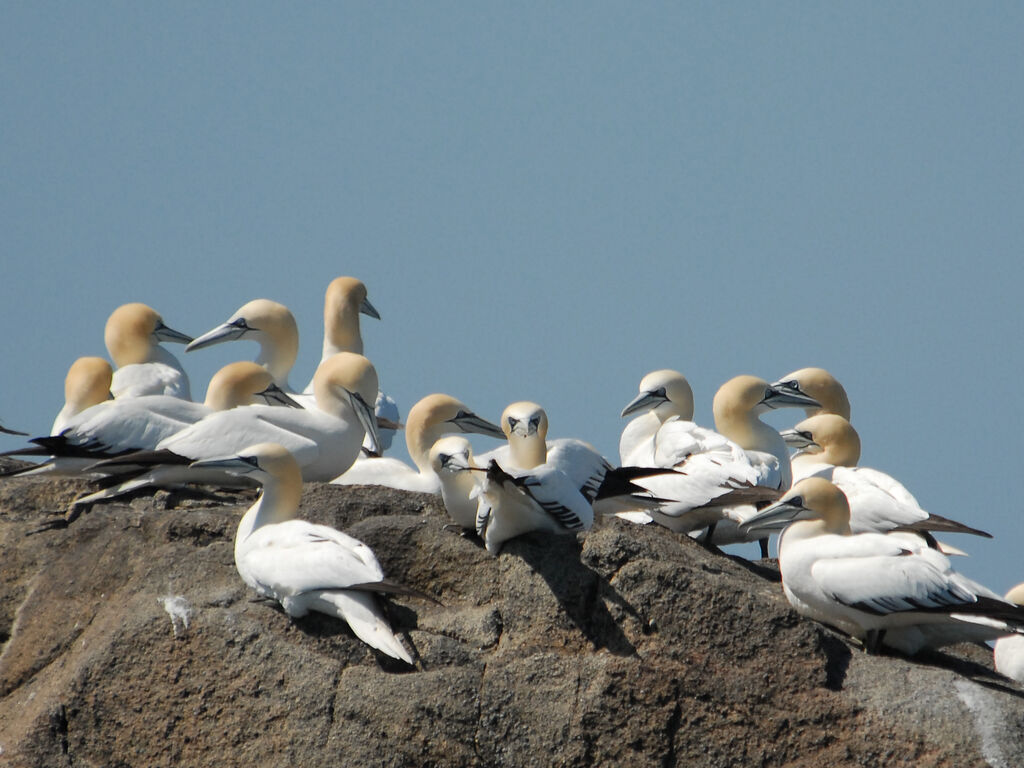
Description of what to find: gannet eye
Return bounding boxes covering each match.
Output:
[438,453,452,467]
[528,416,540,430]
[764,387,774,400]
[653,387,667,399]
[788,495,804,508]
[507,417,519,430]
[785,380,800,390]
[799,430,813,441]
[230,318,251,330]
[242,455,260,468]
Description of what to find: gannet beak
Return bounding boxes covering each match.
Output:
[153,321,194,345]
[739,495,815,534]
[189,453,260,476]
[620,387,668,418]
[254,384,304,409]
[448,410,504,439]
[360,297,381,320]
[759,381,821,411]
[348,390,382,456]
[779,428,821,457]
[186,320,249,352]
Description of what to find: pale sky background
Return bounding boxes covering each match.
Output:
[2,4,1022,590]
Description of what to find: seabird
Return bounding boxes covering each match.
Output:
[51,356,114,435]
[104,303,193,400]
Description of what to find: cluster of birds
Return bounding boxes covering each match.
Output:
[4,275,1024,675]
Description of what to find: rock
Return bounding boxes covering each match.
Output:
[1,470,1023,767]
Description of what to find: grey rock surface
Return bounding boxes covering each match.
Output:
[1,464,1023,767]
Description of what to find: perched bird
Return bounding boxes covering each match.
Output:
[332,393,503,492]
[781,413,990,541]
[995,584,1024,684]
[618,368,696,467]
[104,303,193,399]
[2,361,296,479]
[615,374,818,550]
[51,356,114,434]
[192,442,421,663]
[740,477,1024,655]
[98,352,381,486]
[429,436,482,530]
[771,367,850,421]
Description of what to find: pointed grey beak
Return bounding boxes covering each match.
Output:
[189,454,260,476]
[186,320,248,352]
[254,384,304,409]
[780,428,820,455]
[449,409,505,439]
[738,496,813,534]
[760,382,821,411]
[360,297,381,320]
[348,390,382,455]
[620,388,668,418]
[154,321,193,345]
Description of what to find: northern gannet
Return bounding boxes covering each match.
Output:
[332,393,503,492]
[113,352,381,484]
[739,478,1024,655]
[51,356,114,434]
[187,299,301,392]
[5,361,299,481]
[192,442,418,663]
[105,303,193,399]
[618,369,694,467]
[615,375,819,547]
[771,367,850,421]
[995,584,1024,683]
[428,436,481,530]
[782,414,990,542]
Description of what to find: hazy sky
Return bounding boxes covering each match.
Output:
[3,4,1022,589]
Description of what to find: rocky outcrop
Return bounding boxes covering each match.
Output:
[1,461,1023,767]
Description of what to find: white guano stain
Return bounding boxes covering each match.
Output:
[954,679,1009,768]
[159,595,192,637]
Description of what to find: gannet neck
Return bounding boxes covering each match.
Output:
[64,356,113,413]
[241,300,299,387]
[793,414,861,468]
[321,277,369,358]
[501,401,549,469]
[233,444,303,557]
[104,303,165,366]
[204,361,277,411]
[778,367,851,420]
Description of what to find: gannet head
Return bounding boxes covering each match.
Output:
[429,435,475,475]
[187,299,299,383]
[713,375,821,422]
[190,441,301,487]
[621,369,694,421]
[782,414,861,466]
[404,394,504,470]
[322,276,380,357]
[204,361,302,411]
[739,477,851,536]
[501,401,548,440]
[1004,583,1024,606]
[773,367,850,420]
[63,356,114,412]
[104,303,193,366]
[312,352,382,454]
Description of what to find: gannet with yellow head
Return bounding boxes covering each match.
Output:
[104,303,193,399]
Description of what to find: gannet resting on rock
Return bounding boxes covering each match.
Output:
[95,353,380,488]
[618,369,695,467]
[51,357,114,434]
[429,436,482,530]
[995,584,1024,683]
[2,361,297,479]
[332,393,503,493]
[615,375,819,550]
[739,478,1024,655]
[193,442,421,663]
[781,414,990,542]
[771,367,850,421]
[105,303,193,399]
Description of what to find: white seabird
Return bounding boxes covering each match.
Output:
[113,352,381,484]
[332,393,504,493]
[995,584,1024,683]
[771,367,850,421]
[2,361,296,479]
[781,413,990,542]
[428,436,482,530]
[51,356,114,434]
[739,477,1024,655]
[105,303,193,400]
[192,442,419,663]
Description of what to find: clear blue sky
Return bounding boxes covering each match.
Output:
[3,4,1022,589]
